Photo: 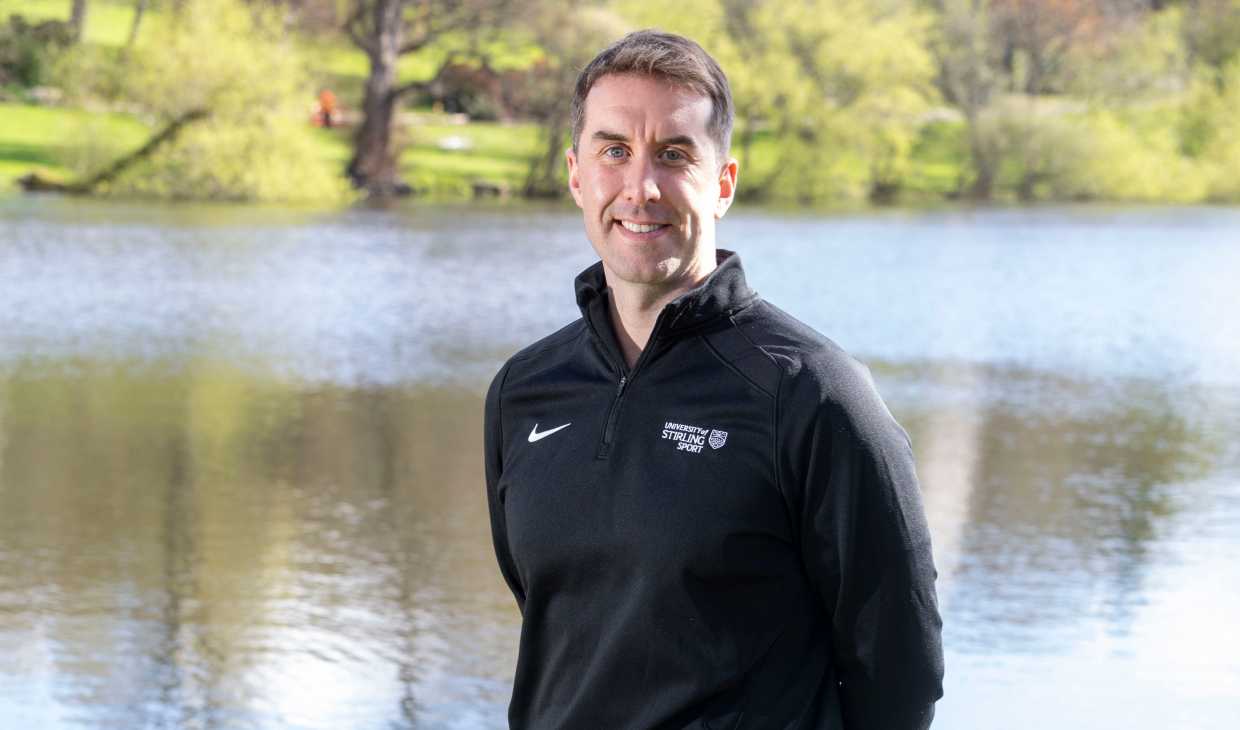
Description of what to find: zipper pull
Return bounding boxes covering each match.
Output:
[616,376,627,396]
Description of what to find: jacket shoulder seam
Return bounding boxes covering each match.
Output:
[503,327,589,389]
[697,332,777,402]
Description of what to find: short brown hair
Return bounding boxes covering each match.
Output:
[571,29,734,170]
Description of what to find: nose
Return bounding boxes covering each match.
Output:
[622,153,660,205]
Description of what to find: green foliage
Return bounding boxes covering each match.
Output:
[1054,5,1240,203]
[94,0,353,203]
[903,119,969,198]
[1067,110,1206,203]
[3,0,1238,205]
[1062,6,1190,102]
[971,97,1083,201]
[764,0,937,201]
[0,14,72,88]
[3,0,136,47]
[49,38,126,104]
[1184,0,1240,70]
[924,4,1240,204]
[947,96,1211,204]
[619,0,938,203]
[1189,58,1240,201]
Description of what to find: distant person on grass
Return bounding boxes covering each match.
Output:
[484,29,943,730]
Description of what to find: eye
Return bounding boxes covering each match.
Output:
[664,149,683,161]
[605,147,626,158]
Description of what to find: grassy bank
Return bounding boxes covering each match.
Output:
[0,0,559,199]
[0,102,555,197]
[0,103,148,188]
[1,100,972,201]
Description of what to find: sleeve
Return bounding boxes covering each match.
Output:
[484,362,526,612]
[779,364,944,730]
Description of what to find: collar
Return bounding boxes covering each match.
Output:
[574,250,760,344]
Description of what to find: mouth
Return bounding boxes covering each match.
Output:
[616,220,670,234]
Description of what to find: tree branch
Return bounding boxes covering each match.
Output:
[396,0,516,57]
[398,37,429,55]
[19,108,210,194]
[394,79,428,98]
[344,4,374,58]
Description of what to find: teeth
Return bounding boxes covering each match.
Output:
[620,221,663,233]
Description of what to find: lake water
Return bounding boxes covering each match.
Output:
[1,197,1238,729]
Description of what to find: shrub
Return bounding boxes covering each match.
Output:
[99,0,353,203]
[0,15,72,88]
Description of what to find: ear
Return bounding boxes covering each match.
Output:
[715,157,739,219]
[567,148,584,209]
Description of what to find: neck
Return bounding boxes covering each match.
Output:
[603,254,717,370]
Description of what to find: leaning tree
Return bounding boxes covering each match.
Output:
[343,0,509,196]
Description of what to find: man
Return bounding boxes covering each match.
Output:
[484,30,943,730]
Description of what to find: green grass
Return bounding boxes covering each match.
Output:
[308,118,544,197]
[0,102,151,190]
[0,100,547,198]
[3,0,137,47]
[1,98,972,203]
[905,120,970,199]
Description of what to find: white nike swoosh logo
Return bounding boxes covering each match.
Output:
[528,422,571,442]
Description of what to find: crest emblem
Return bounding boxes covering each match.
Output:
[708,430,728,449]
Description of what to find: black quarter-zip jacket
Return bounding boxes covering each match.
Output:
[485,251,943,730]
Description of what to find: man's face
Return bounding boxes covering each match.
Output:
[567,74,738,290]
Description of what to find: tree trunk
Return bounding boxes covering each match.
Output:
[347,0,411,196]
[69,0,88,42]
[523,109,568,198]
[740,110,756,174]
[126,0,149,51]
[965,109,995,201]
[1024,51,1044,96]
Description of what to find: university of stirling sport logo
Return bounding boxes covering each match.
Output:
[662,422,728,453]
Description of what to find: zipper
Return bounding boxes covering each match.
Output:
[597,369,628,459]
[595,313,671,458]
[602,376,627,443]
[593,303,677,459]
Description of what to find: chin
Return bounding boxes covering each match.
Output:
[605,249,684,287]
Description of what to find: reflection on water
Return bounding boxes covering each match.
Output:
[0,362,519,729]
[889,367,1228,627]
[1,199,1239,729]
[882,365,1240,727]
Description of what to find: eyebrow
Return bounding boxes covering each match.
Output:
[591,131,700,149]
[657,135,698,149]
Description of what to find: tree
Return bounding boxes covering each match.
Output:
[991,0,1146,96]
[933,0,1003,199]
[69,0,88,43]
[342,0,510,196]
[617,0,936,203]
[517,0,622,197]
[1,15,73,87]
[932,1,1149,199]
[1183,0,1240,68]
[26,0,350,202]
[126,0,150,51]
[19,108,209,193]
[766,0,937,202]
